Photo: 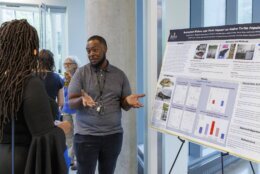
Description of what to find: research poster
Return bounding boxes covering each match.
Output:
[151,23,260,162]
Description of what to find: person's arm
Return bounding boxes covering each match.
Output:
[57,87,64,108]
[68,93,83,109]
[121,94,145,109]
[69,90,96,109]
[23,77,68,135]
[120,72,145,110]
[68,68,85,109]
[55,120,71,134]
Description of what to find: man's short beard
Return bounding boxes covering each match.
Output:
[91,55,106,68]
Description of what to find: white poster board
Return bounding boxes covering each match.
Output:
[151,23,260,163]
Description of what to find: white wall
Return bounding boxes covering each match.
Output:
[66,0,87,66]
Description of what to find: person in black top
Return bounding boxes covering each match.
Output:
[38,49,64,120]
[0,19,69,174]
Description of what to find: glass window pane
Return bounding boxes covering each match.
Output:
[1,9,15,22]
[0,4,66,74]
[202,146,216,156]
[16,11,33,22]
[0,6,40,41]
[237,0,252,24]
[204,0,226,27]
[45,12,66,73]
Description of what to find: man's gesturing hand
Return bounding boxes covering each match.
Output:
[81,89,96,107]
[125,94,145,108]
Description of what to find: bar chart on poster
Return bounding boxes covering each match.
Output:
[151,23,260,163]
[194,115,229,144]
[206,87,229,114]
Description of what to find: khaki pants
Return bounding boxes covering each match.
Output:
[62,113,76,162]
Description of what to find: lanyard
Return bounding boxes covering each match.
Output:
[96,69,106,101]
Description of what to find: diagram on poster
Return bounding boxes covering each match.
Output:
[172,84,188,105]
[206,87,229,114]
[186,86,201,108]
[151,23,260,163]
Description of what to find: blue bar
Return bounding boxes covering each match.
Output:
[205,124,209,135]
[199,127,203,134]
[221,100,224,106]
[221,133,225,139]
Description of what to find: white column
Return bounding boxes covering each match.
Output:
[85,1,137,174]
[146,0,159,173]
[67,0,87,65]
[146,0,190,174]
[162,1,190,173]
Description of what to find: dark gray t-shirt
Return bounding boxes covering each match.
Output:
[68,63,131,135]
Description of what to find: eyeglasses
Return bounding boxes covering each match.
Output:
[63,62,76,66]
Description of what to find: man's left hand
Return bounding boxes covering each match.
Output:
[125,94,145,108]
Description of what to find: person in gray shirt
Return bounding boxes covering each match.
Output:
[68,35,145,174]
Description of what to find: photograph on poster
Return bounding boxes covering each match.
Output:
[152,101,165,122]
[159,78,174,87]
[156,88,172,102]
[206,45,218,59]
[217,44,230,59]
[227,44,236,59]
[252,44,260,61]
[235,44,255,60]
[194,44,207,59]
[161,103,169,121]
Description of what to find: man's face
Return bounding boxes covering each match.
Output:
[63,58,77,72]
[86,39,107,66]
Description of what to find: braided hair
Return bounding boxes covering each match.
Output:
[0,19,39,140]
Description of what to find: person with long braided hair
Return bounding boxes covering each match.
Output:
[0,19,68,174]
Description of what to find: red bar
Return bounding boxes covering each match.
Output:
[210,121,215,135]
[212,100,215,104]
[215,128,219,137]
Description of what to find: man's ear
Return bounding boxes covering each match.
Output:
[103,46,108,53]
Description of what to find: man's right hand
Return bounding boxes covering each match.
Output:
[81,89,96,107]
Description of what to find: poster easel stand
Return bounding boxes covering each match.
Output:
[220,152,229,174]
[168,137,185,174]
[221,152,255,174]
[249,161,256,174]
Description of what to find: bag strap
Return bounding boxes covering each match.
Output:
[11,114,15,174]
